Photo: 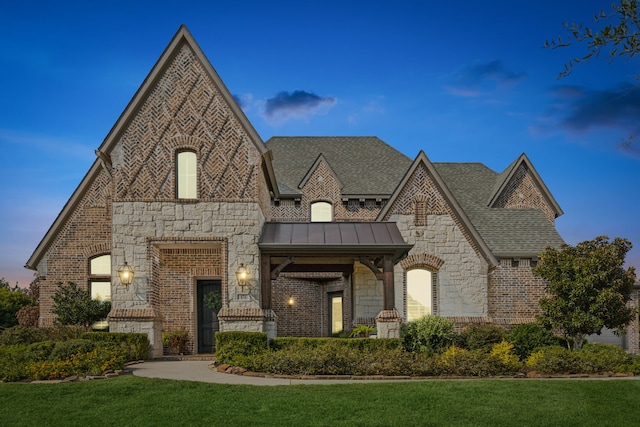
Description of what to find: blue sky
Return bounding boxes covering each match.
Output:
[1,1,639,287]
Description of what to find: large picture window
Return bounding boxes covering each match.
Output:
[177,150,197,199]
[406,268,432,321]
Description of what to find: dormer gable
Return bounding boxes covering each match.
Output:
[488,153,563,224]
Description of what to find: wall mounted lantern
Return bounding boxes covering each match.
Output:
[287,295,295,306]
[236,263,250,289]
[118,261,134,286]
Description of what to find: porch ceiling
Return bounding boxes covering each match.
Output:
[258,222,413,263]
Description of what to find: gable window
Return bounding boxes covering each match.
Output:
[177,150,197,199]
[311,201,332,222]
[406,268,432,321]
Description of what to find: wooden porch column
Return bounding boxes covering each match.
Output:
[260,254,271,310]
[383,255,394,310]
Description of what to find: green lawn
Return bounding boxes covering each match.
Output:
[1,376,639,426]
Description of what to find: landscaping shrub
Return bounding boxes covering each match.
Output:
[270,337,400,352]
[16,305,39,327]
[48,339,95,361]
[0,344,31,381]
[82,332,149,360]
[630,355,640,375]
[215,331,268,364]
[525,346,580,374]
[458,324,506,352]
[28,346,126,380]
[489,341,523,373]
[437,346,520,377]
[508,323,559,360]
[401,315,456,354]
[576,343,632,374]
[24,340,57,362]
[0,325,49,345]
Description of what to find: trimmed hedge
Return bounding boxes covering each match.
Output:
[270,337,401,352]
[215,331,268,364]
[0,329,150,381]
[82,332,149,360]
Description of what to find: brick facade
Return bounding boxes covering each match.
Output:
[29,27,638,356]
[488,258,546,323]
[37,168,113,327]
[492,163,557,224]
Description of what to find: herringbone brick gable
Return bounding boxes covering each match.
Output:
[114,44,259,202]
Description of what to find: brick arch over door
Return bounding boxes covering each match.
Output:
[400,253,444,318]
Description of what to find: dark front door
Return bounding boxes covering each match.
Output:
[197,280,221,354]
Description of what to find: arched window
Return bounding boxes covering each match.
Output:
[89,254,111,302]
[311,201,332,222]
[406,268,432,321]
[177,150,197,199]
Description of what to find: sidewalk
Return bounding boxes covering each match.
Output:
[128,360,372,385]
[128,360,640,385]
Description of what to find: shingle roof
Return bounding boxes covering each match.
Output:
[265,136,564,259]
[265,136,412,196]
[433,162,565,256]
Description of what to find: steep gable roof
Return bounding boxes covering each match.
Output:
[434,161,565,258]
[298,154,343,190]
[266,137,411,197]
[488,153,563,217]
[26,25,276,270]
[378,151,499,267]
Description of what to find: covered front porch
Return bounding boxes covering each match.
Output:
[258,222,413,338]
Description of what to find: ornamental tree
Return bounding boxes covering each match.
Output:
[533,236,637,350]
[52,281,111,329]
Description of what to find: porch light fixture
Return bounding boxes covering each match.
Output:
[287,295,295,306]
[236,263,250,288]
[118,262,134,286]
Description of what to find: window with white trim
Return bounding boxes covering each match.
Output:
[311,201,332,222]
[406,268,432,321]
[177,150,197,199]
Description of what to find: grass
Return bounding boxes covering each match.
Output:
[1,377,639,426]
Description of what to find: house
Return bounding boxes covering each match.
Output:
[25,26,639,357]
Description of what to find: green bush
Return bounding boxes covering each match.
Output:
[576,343,632,373]
[525,346,580,374]
[82,332,149,360]
[270,337,400,352]
[508,323,559,360]
[24,340,57,362]
[0,285,34,329]
[458,324,506,352]
[437,346,521,377]
[630,355,640,375]
[401,315,456,354]
[0,325,48,345]
[0,344,31,381]
[215,331,268,364]
[48,339,95,361]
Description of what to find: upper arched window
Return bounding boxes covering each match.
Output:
[406,268,432,321]
[311,201,332,222]
[177,150,197,199]
[89,254,111,302]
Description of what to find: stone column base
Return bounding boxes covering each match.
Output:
[108,307,163,358]
[375,308,403,339]
[218,308,278,338]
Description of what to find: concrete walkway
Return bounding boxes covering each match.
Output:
[128,360,640,385]
[128,360,371,385]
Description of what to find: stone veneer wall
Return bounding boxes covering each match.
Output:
[109,201,264,355]
[353,262,383,321]
[272,273,350,337]
[36,168,113,326]
[392,213,488,318]
[487,258,546,322]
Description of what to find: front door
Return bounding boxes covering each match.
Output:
[197,279,221,354]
